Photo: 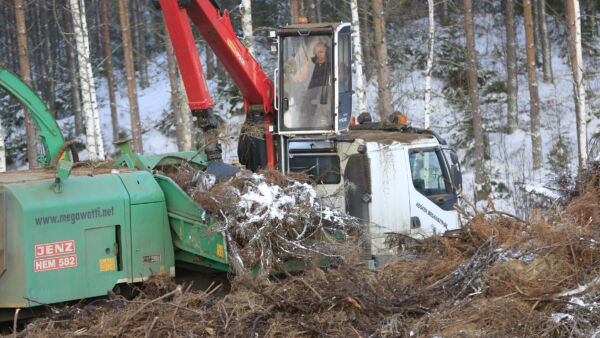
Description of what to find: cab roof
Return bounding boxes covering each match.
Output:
[278,22,346,35]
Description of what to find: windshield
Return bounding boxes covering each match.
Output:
[289,155,340,184]
[281,35,333,131]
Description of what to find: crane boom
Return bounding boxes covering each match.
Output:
[0,65,67,167]
[159,0,275,167]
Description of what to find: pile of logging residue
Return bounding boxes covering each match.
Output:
[17,165,600,336]
[167,164,362,276]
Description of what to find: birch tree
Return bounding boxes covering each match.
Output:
[424,0,435,129]
[241,0,254,57]
[566,0,587,168]
[350,0,367,115]
[524,0,542,170]
[70,0,105,161]
[15,0,38,168]
[372,0,393,120]
[462,0,485,188]
[505,0,518,133]
[178,73,193,151]
[118,0,143,153]
[63,6,84,135]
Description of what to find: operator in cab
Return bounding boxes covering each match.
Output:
[294,41,332,128]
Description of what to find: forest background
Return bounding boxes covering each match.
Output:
[0,0,597,216]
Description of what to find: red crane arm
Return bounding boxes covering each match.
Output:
[159,0,214,111]
[159,0,274,114]
[159,0,276,169]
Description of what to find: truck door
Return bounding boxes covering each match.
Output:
[407,147,460,236]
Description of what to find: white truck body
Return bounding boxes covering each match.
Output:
[283,128,461,262]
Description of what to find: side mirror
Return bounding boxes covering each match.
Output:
[450,151,459,165]
[452,165,462,190]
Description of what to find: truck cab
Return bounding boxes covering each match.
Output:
[274,23,462,262]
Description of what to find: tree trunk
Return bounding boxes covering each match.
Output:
[101,0,119,142]
[566,0,587,169]
[359,0,371,80]
[63,6,84,136]
[178,72,193,151]
[0,120,5,172]
[523,0,543,170]
[132,0,149,89]
[351,0,367,115]
[164,24,185,151]
[206,45,215,80]
[372,0,393,120]
[70,0,105,161]
[290,0,301,23]
[316,0,322,22]
[538,0,553,82]
[41,0,56,114]
[306,0,318,22]
[118,0,143,153]
[505,0,518,134]
[241,0,254,57]
[440,0,449,25]
[590,0,597,37]
[424,0,435,129]
[532,0,542,65]
[15,0,38,168]
[462,0,485,187]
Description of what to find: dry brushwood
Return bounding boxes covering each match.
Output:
[17,161,600,337]
[166,164,361,276]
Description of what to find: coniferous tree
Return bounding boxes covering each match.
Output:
[524,0,543,170]
[538,0,553,82]
[462,0,485,189]
[101,0,119,142]
[15,0,38,168]
[372,0,392,120]
[63,5,84,136]
[118,0,143,153]
[164,23,185,151]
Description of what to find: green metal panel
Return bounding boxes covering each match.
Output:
[0,174,135,307]
[155,175,228,271]
[84,226,120,292]
[0,191,5,279]
[114,151,208,172]
[0,191,26,308]
[119,172,165,204]
[130,203,175,279]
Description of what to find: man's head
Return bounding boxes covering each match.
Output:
[314,42,328,62]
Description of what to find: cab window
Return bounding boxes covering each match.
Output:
[409,149,452,196]
[289,155,341,184]
[281,35,333,131]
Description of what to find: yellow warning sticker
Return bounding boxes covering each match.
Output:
[216,244,225,259]
[99,257,116,272]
